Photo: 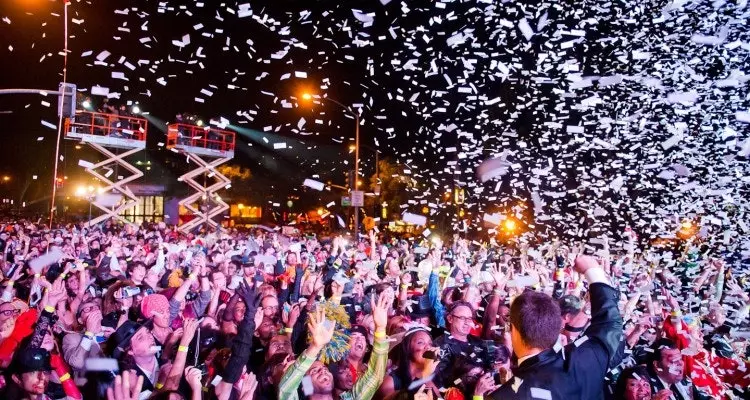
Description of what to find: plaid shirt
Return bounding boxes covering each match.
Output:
[278,337,389,400]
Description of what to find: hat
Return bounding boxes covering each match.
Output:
[141,294,169,319]
[348,325,369,339]
[10,347,52,374]
[107,320,144,359]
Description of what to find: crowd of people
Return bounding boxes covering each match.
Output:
[0,219,747,400]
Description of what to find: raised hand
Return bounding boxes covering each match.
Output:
[282,303,301,328]
[106,370,144,400]
[45,277,67,308]
[414,384,435,400]
[181,318,199,345]
[371,292,389,332]
[184,366,203,391]
[253,307,264,329]
[307,308,335,353]
[491,263,507,290]
[573,255,600,275]
[238,372,259,400]
[474,372,500,396]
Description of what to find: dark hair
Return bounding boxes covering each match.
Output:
[613,365,650,400]
[448,301,475,316]
[260,352,289,390]
[394,329,432,387]
[649,337,677,366]
[558,295,583,316]
[126,261,147,277]
[509,291,561,349]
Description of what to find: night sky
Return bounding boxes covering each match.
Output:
[1,0,749,248]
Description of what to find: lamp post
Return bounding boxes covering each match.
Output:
[75,185,96,227]
[301,93,361,238]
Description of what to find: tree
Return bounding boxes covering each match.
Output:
[365,158,417,219]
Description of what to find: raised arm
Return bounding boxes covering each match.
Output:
[278,308,335,400]
[572,256,624,368]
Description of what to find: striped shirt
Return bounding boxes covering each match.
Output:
[278,337,390,400]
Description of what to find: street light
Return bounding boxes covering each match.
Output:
[75,185,97,227]
[300,91,362,238]
[131,105,141,114]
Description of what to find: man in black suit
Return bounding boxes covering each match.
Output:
[647,338,707,400]
[490,255,623,399]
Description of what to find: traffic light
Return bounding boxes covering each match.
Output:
[57,82,77,118]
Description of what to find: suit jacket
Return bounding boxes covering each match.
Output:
[648,370,708,400]
[490,283,623,400]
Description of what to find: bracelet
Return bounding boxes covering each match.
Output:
[155,382,164,390]
[283,327,293,333]
[60,273,67,279]
[44,305,55,313]
[400,284,409,290]
[178,345,189,353]
[374,330,386,339]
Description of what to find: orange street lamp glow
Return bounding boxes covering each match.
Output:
[301,92,313,101]
[503,218,517,231]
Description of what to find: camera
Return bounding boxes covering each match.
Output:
[121,286,141,298]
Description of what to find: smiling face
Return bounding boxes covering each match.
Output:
[448,304,474,338]
[624,377,652,400]
[335,361,355,391]
[307,361,334,394]
[654,347,685,384]
[408,331,433,364]
[348,332,367,360]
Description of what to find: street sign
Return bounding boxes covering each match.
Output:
[351,190,364,207]
[341,196,351,207]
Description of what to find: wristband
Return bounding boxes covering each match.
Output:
[473,396,484,400]
[331,296,342,303]
[283,327,293,333]
[44,305,55,313]
[155,383,164,390]
[178,345,189,353]
[374,330,386,339]
[189,273,198,281]
[7,280,13,287]
[84,331,95,339]
[60,273,67,279]
[58,373,71,382]
[493,289,503,296]
[400,284,409,290]
[34,273,41,278]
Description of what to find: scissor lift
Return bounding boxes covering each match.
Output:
[167,123,235,233]
[64,110,148,225]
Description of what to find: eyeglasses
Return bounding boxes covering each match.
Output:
[450,314,474,324]
[0,309,20,317]
[81,304,100,314]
